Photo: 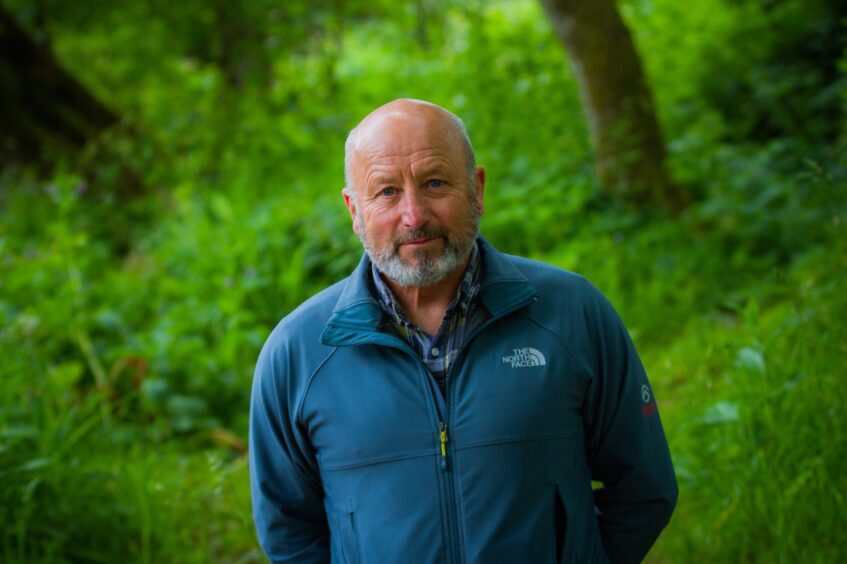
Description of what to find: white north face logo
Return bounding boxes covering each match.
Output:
[502,347,547,368]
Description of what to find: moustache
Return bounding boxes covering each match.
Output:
[392,227,450,248]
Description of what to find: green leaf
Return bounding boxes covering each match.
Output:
[18,457,53,472]
[735,347,765,374]
[702,401,740,425]
[49,361,85,389]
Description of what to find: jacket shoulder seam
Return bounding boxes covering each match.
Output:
[524,312,593,380]
[294,345,341,427]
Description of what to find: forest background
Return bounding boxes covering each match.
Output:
[1,0,846,562]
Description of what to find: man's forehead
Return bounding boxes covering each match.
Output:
[364,152,454,178]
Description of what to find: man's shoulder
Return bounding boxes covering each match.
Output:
[261,276,348,353]
[501,252,599,302]
[494,250,620,336]
[251,277,353,420]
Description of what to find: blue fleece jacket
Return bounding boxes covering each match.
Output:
[249,238,677,563]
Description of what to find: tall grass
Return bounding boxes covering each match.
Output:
[649,241,847,562]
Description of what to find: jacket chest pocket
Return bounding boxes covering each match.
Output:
[451,341,587,444]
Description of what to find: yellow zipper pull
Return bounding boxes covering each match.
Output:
[439,422,448,470]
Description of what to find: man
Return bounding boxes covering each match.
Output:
[250,99,677,563]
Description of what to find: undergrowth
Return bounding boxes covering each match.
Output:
[1,0,845,561]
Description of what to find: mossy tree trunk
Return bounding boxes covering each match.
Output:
[540,0,687,212]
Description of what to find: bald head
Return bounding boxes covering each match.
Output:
[343,99,476,198]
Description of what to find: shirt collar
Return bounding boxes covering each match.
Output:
[370,240,483,328]
[321,236,538,345]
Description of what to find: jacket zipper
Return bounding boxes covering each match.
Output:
[437,417,460,564]
[334,334,462,561]
[439,421,449,471]
[435,297,536,563]
[328,291,537,564]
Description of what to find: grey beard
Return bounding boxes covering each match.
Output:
[358,208,480,288]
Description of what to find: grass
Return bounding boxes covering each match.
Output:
[644,239,847,561]
[3,153,846,561]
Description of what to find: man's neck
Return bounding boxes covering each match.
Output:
[383,259,468,337]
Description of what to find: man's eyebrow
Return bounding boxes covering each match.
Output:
[417,164,450,177]
[367,174,396,186]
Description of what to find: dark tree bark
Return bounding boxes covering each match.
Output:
[540,0,686,212]
[0,5,118,165]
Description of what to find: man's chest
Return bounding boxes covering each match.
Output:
[299,315,590,471]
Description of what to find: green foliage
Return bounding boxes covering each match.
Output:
[1,0,846,561]
[651,241,847,562]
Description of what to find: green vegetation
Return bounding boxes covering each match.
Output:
[1,0,845,561]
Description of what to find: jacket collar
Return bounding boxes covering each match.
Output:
[321,237,537,346]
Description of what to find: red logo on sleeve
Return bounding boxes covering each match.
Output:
[641,384,657,418]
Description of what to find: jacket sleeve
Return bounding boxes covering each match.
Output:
[581,287,678,564]
[249,340,330,563]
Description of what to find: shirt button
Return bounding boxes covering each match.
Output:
[431,347,440,356]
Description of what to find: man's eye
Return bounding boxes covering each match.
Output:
[426,179,445,188]
[379,187,396,197]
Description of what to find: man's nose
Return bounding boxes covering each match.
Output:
[400,187,429,229]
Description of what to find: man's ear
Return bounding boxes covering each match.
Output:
[474,166,486,215]
[342,187,360,234]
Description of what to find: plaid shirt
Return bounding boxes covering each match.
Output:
[370,241,488,396]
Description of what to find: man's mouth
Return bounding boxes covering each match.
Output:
[401,237,436,247]
[396,229,447,250]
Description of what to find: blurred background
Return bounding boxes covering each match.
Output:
[1,0,845,561]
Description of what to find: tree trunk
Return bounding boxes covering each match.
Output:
[0,5,118,165]
[540,0,686,212]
